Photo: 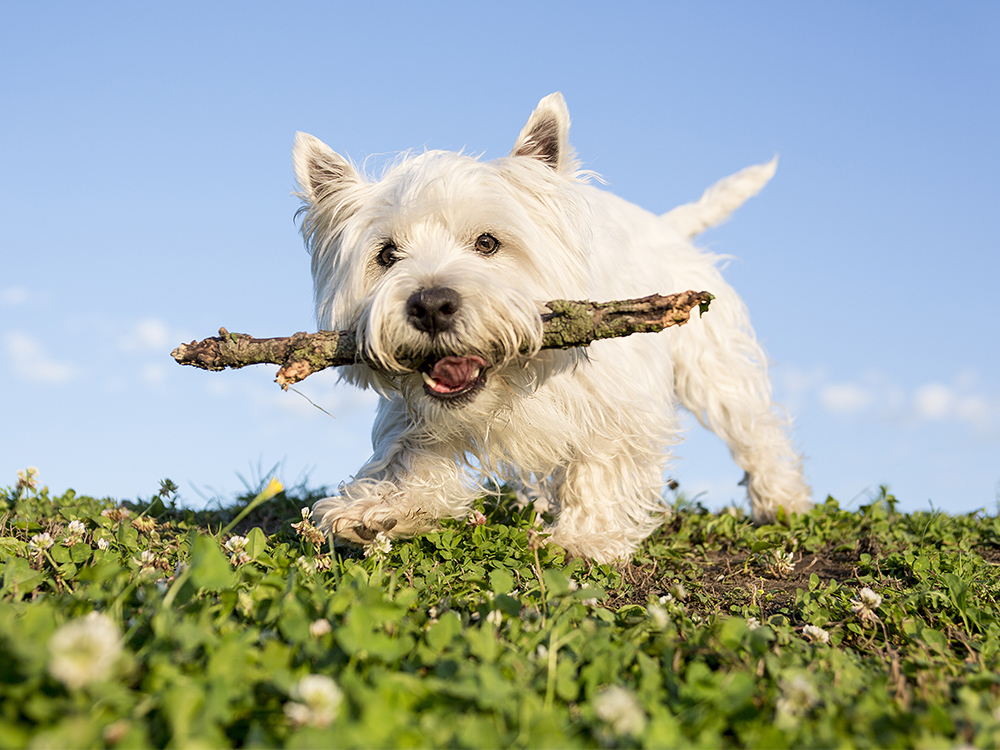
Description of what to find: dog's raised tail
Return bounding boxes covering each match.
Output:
[663,157,777,239]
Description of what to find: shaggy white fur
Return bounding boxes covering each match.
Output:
[293,93,811,562]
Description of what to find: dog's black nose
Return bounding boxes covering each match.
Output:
[406,287,461,335]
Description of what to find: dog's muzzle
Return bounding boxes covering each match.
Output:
[404,286,490,403]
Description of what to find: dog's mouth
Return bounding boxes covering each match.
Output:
[418,355,490,402]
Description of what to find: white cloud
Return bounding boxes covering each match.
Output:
[3,331,78,384]
[786,366,999,437]
[912,383,954,420]
[119,319,172,353]
[911,383,996,432]
[0,287,30,306]
[819,382,872,414]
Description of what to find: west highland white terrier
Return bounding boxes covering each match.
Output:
[293,93,810,562]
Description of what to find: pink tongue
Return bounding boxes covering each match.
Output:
[430,356,487,392]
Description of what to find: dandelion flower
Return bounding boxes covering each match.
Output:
[284,674,343,728]
[593,686,648,737]
[802,624,831,645]
[258,477,284,502]
[48,612,122,690]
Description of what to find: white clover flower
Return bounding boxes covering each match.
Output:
[133,549,158,570]
[224,535,248,553]
[224,535,251,565]
[648,604,670,630]
[802,624,831,645]
[857,587,882,608]
[363,532,392,558]
[16,466,40,491]
[101,507,131,522]
[776,674,818,722]
[96,538,110,551]
[746,616,761,631]
[486,609,503,628]
[593,685,648,737]
[284,674,343,728]
[466,509,487,526]
[48,612,123,690]
[62,520,87,546]
[29,532,55,557]
[770,550,796,577]
[131,516,157,534]
[296,556,318,575]
[309,619,332,638]
[850,587,883,626]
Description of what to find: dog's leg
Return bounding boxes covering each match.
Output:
[311,399,479,545]
[548,456,668,563]
[546,429,670,563]
[671,286,811,522]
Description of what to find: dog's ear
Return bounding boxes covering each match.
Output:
[511,92,573,172]
[293,132,360,204]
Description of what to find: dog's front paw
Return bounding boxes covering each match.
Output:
[311,495,434,546]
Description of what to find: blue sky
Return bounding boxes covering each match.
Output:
[2,2,998,515]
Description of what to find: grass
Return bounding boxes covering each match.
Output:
[2,472,1000,748]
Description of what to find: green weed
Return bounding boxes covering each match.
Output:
[2,475,1000,748]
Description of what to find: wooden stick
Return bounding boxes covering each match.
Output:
[170,290,713,388]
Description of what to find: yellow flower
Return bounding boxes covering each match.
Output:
[258,477,284,502]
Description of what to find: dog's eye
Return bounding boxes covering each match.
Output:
[473,233,500,255]
[377,241,400,268]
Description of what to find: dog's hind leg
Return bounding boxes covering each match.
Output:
[670,286,811,523]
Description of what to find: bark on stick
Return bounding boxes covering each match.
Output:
[170,290,713,388]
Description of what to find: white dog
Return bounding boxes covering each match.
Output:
[293,93,810,562]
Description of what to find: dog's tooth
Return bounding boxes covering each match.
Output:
[421,371,438,388]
